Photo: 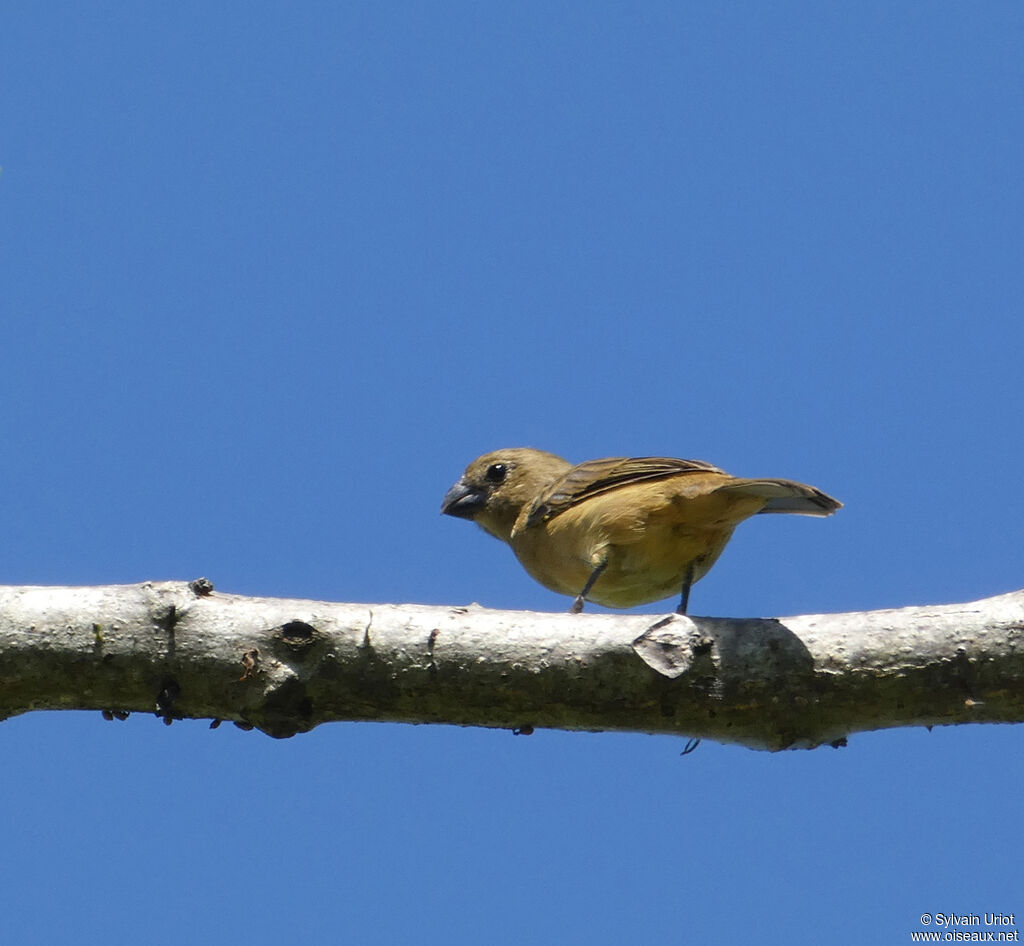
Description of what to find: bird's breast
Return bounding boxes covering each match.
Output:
[509,485,751,608]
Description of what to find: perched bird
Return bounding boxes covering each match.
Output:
[441,448,841,613]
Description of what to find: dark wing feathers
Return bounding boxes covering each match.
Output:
[525,456,724,527]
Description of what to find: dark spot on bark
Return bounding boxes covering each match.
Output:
[280,621,316,642]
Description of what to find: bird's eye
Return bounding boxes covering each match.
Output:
[485,463,508,484]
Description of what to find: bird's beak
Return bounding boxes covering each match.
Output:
[441,479,486,519]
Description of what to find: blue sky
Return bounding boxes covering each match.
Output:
[2,3,1022,943]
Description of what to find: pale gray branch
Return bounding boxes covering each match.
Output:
[0,582,1021,750]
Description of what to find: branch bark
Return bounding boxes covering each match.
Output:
[1,581,1021,750]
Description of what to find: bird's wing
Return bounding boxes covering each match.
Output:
[525,456,725,527]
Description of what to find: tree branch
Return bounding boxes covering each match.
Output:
[1,581,1021,750]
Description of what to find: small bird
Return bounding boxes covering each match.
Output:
[441,448,841,613]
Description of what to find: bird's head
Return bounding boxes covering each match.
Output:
[441,447,571,543]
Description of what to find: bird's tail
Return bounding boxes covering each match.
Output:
[715,478,842,516]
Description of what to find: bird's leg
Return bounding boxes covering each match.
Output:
[675,563,696,615]
[570,560,608,614]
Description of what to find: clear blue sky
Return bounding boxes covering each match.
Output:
[2,3,1022,943]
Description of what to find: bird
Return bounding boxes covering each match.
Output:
[441,447,841,613]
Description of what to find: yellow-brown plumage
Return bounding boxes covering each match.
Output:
[441,448,841,612]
